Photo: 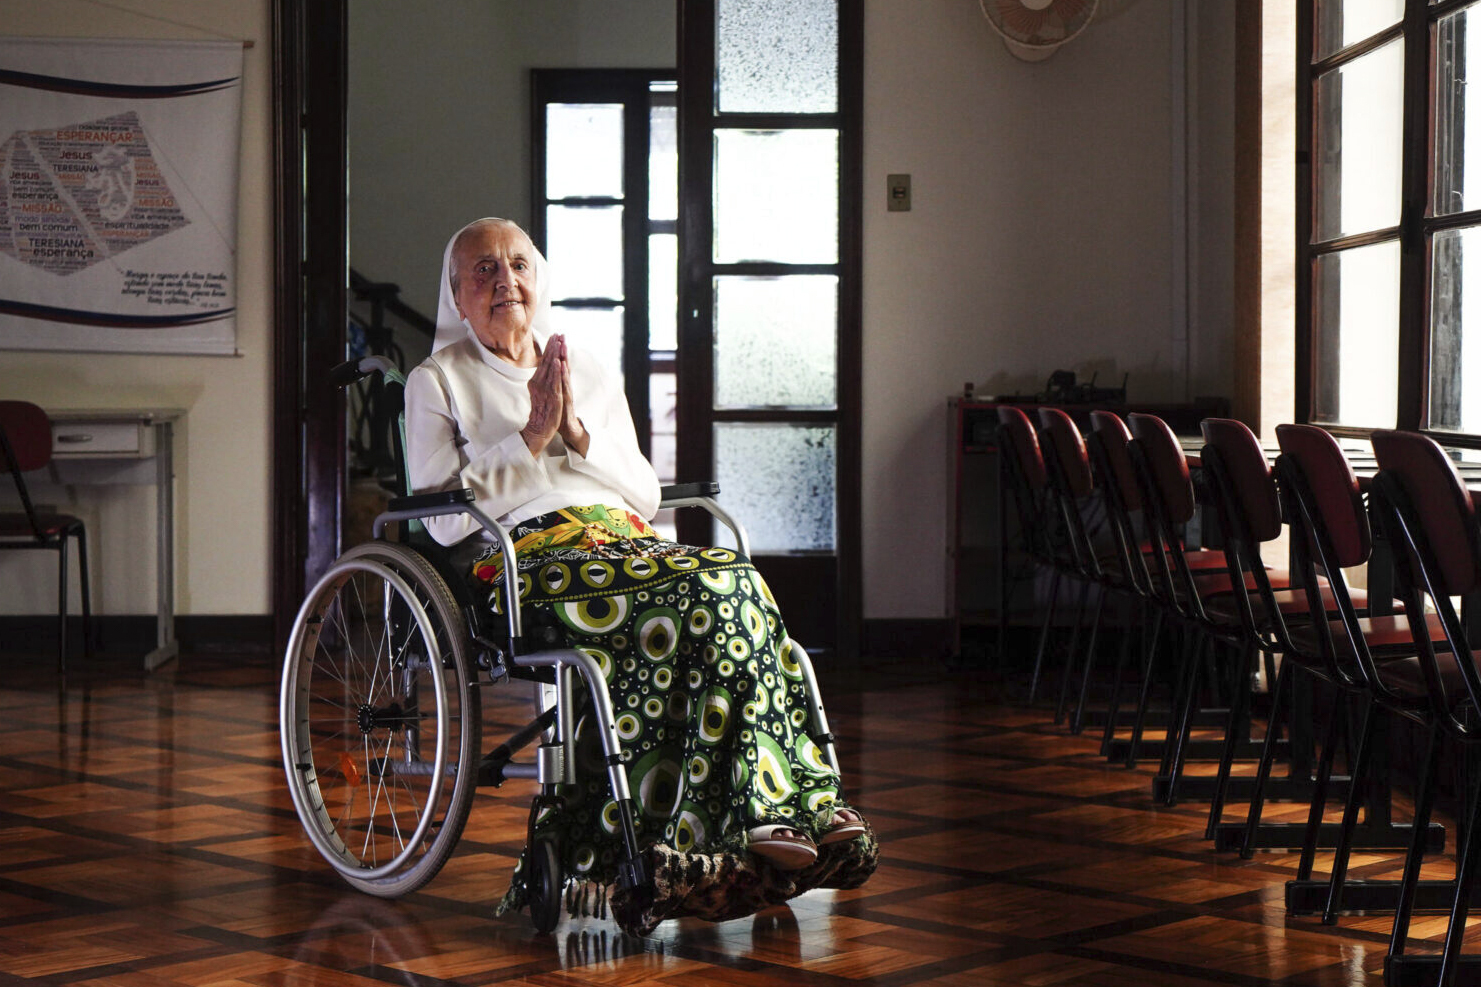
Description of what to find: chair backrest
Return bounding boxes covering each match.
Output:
[1199,417,1292,649]
[1127,412,1197,525]
[1274,424,1370,569]
[1370,429,1481,598]
[1089,410,1141,512]
[1037,407,1093,499]
[1126,412,1208,616]
[996,406,1047,492]
[1201,418,1281,545]
[0,401,52,473]
[0,400,52,540]
[1272,423,1385,691]
[1369,430,1481,732]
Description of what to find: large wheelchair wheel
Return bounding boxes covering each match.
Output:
[281,541,482,897]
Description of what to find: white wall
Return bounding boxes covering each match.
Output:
[0,0,273,617]
[860,0,1235,618]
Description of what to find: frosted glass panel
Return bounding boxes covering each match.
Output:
[714,276,836,409]
[546,206,623,300]
[715,424,835,552]
[550,306,624,382]
[546,104,623,199]
[717,0,837,114]
[1314,40,1403,240]
[649,104,677,221]
[649,233,678,350]
[1311,240,1399,427]
[714,130,837,264]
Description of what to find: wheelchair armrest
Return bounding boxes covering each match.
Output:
[659,481,719,503]
[387,488,475,515]
[657,481,750,558]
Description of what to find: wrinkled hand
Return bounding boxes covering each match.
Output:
[521,337,564,455]
[554,335,589,457]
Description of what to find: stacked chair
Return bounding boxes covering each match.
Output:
[995,406,1093,710]
[995,404,1481,980]
[1368,429,1481,986]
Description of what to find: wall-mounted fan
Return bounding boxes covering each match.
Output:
[979,0,1100,62]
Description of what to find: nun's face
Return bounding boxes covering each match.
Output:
[452,223,537,347]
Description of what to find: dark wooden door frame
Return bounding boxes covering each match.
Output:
[676,0,862,657]
[271,0,348,657]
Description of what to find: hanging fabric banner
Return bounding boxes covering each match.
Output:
[0,37,242,355]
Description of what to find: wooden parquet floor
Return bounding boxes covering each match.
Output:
[0,650,1472,986]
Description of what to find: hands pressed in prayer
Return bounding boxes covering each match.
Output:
[521,334,588,457]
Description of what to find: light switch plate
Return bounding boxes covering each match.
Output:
[887,173,911,211]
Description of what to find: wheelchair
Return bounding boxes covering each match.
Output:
[279,356,843,934]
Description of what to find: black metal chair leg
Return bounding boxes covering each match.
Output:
[1071,587,1109,734]
[1205,641,1256,839]
[1438,775,1481,987]
[1055,580,1091,724]
[1241,658,1291,859]
[1161,632,1206,807]
[1027,570,1062,703]
[1298,688,1344,881]
[1100,599,1139,756]
[1323,696,1376,924]
[75,526,93,659]
[1126,608,1166,769]
[1389,727,1443,961]
[56,539,68,676]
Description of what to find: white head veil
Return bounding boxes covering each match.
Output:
[434,217,554,353]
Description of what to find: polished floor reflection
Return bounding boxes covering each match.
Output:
[0,650,1464,985]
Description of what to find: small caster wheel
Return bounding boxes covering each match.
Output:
[527,838,562,934]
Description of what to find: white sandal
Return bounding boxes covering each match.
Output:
[818,808,867,845]
[746,825,818,870]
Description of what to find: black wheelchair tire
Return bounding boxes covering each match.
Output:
[527,838,563,934]
[280,540,482,898]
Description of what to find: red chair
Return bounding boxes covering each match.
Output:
[1037,407,1133,731]
[1270,424,1449,926]
[996,406,1076,703]
[0,400,93,672]
[1089,411,1235,769]
[1369,429,1481,986]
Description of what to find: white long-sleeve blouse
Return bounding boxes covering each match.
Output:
[403,330,661,547]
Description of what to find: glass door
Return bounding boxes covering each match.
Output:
[678,0,861,653]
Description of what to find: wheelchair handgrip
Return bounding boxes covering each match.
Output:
[659,481,720,501]
[330,356,395,388]
[387,488,475,513]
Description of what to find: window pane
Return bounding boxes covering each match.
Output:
[546,104,624,199]
[649,103,677,222]
[1314,40,1403,242]
[714,423,835,552]
[649,233,678,350]
[550,306,624,381]
[1433,6,1481,216]
[714,275,837,409]
[546,205,623,300]
[1429,226,1481,431]
[714,129,837,264]
[1311,240,1400,426]
[1315,0,1403,60]
[649,369,677,483]
[716,0,837,114]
